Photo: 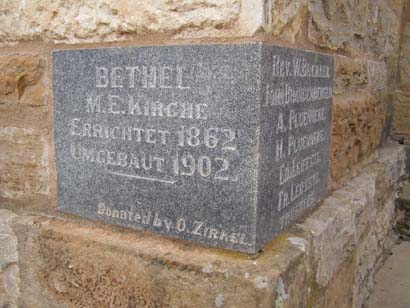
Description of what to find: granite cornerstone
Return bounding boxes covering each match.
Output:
[52,43,333,253]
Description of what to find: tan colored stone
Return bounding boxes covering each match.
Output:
[308,0,401,56]
[264,0,306,37]
[334,56,368,95]
[399,26,410,90]
[9,214,314,308]
[0,0,263,44]
[377,142,408,188]
[368,61,387,93]
[314,256,355,308]
[308,0,368,52]
[366,0,402,57]
[330,93,385,187]
[0,127,49,199]
[273,262,311,308]
[0,210,19,308]
[334,57,387,96]
[1,143,404,307]
[341,172,377,242]
[353,196,397,308]
[0,55,47,107]
[300,196,355,287]
[392,91,410,137]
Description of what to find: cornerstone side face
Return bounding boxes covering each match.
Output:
[52,43,333,253]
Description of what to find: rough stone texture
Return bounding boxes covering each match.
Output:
[264,0,306,40]
[0,0,264,44]
[330,93,385,188]
[312,256,355,308]
[15,216,305,308]
[399,24,410,92]
[0,143,406,308]
[0,55,47,107]
[333,56,369,96]
[333,56,387,96]
[367,61,388,94]
[0,210,19,308]
[0,54,50,204]
[308,0,402,57]
[396,182,410,239]
[392,91,410,142]
[0,127,49,199]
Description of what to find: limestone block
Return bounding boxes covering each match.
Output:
[0,210,19,308]
[366,0,402,57]
[398,183,410,210]
[333,56,386,96]
[299,196,355,287]
[330,94,385,187]
[377,142,408,188]
[353,228,378,308]
[12,215,311,308]
[367,61,387,93]
[0,0,263,44]
[399,24,410,90]
[0,55,47,107]
[397,183,410,239]
[313,256,355,308]
[353,196,397,308]
[308,0,401,56]
[264,0,306,38]
[308,0,368,51]
[333,56,368,96]
[392,91,410,137]
[341,172,377,242]
[3,144,406,307]
[0,127,49,198]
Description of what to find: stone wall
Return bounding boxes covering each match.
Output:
[392,2,410,144]
[0,1,409,307]
[0,143,407,308]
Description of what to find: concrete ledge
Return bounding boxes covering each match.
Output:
[0,143,408,307]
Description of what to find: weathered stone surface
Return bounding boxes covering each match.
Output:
[333,56,387,97]
[313,256,355,308]
[300,196,355,287]
[2,143,405,307]
[0,127,49,199]
[399,24,410,91]
[398,182,410,210]
[392,91,410,138]
[330,93,385,188]
[52,43,333,253]
[0,0,263,44]
[308,0,401,56]
[353,195,397,308]
[396,183,410,239]
[0,210,19,308]
[333,56,368,96]
[0,55,47,107]
[377,141,408,188]
[340,171,376,242]
[298,143,406,292]
[14,215,309,308]
[264,0,306,38]
[368,61,388,93]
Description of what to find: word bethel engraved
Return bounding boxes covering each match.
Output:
[95,65,190,89]
[53,43,333,253]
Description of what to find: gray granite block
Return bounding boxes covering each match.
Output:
[52,43,333,253]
